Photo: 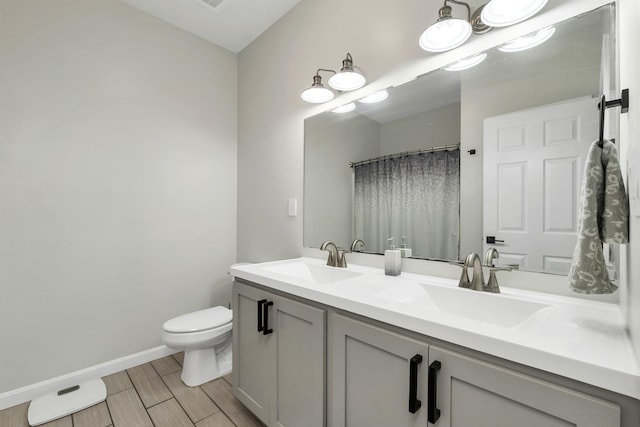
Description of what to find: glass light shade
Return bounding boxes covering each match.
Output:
[498,26,555,52]
[332,103,356,113]
[328,71,366,92]
[358,89,389,104]
[443,53,487,71]
[301,86,334,103]
[419,18,472,52]
[481,0,548,27]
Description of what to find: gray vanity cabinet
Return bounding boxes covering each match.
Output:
[232,281,325,427]
[329,314,430,427]
[428,346,621,427]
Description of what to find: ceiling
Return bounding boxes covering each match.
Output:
[120,0,302,53]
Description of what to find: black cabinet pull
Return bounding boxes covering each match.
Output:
[409,354,423,414]
[262,301,274,335]
[257,299,267,332]
[428,360,441,423]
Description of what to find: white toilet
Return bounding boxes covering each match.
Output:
[162,306,233,387]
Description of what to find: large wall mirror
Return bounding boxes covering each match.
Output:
[304,4,617,275]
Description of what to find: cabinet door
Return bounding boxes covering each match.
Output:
[270,295,325,427]
[330,314,430,427]
[429,346,621,427]
[232,282,271,424]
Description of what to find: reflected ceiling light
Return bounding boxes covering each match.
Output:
[301,53,366,104]
[419,0,548,53]
[443,52,487,71]
[332,103,356,113]
[301,70,335,103]
[358,89,389,104]
[481,0,549,27]
[328,53,367,91]
[498,26,555,52]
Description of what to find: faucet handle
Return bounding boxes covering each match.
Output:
[484,266,511,293]
[337,248,348,268]
[485,270,500,293]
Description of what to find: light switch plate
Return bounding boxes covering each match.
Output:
[288,198,297,217]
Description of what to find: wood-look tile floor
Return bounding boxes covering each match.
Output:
[0,353,264,427]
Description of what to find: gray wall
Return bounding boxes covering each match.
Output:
[0,0,237,393]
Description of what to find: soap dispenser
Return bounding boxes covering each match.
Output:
[399,236,412,258]
[385,238,402,276]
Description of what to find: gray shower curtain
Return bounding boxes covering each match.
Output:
[353,149,460,260]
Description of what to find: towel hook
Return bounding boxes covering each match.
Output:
[598,89,629,147]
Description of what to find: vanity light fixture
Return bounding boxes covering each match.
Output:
[419,0,548,53]
[328,53,367,91]
[301,53,366,104]
[332,102,356,113]
[419,0,475,53]
[498,26,555,52]
[443,52,487,71]
[481,0,549,27]
[301,69,336,103]
[358,89,389,104]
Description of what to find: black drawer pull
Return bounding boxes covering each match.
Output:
[262,301,274,335]
[409,354,423,414]
[428,360,441,423]
[257,299,267,332]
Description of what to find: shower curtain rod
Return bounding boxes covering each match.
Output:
[349,143,460,168]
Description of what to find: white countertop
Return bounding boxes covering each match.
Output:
[230,257,640,400]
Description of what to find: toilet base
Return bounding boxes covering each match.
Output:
[181,345,232,387]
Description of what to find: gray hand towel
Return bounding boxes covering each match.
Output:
[568,139,629,294]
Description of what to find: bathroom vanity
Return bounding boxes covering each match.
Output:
[231,258,640,427]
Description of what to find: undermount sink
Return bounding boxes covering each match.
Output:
[262,261,362,284]
[420,284,552,328]
[374,282,552,328]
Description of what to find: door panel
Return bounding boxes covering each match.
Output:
[232,283,270,424]
[330,314,429,427]
[273,296,325,427]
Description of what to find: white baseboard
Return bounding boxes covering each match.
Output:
[0,345,179,411]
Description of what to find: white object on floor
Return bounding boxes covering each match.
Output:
[162,306,233,386]
[27,378,106,426]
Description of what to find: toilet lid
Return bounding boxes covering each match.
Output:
[163,306,233,333]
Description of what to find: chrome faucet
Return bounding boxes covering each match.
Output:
[350,239,365,252]
[320,241,339,267]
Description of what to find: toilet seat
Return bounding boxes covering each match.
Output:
[163,306,232,334]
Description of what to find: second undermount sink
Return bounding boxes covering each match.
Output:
[262,261,362,284]
[375,281,552,328]
[421,284,552,328]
